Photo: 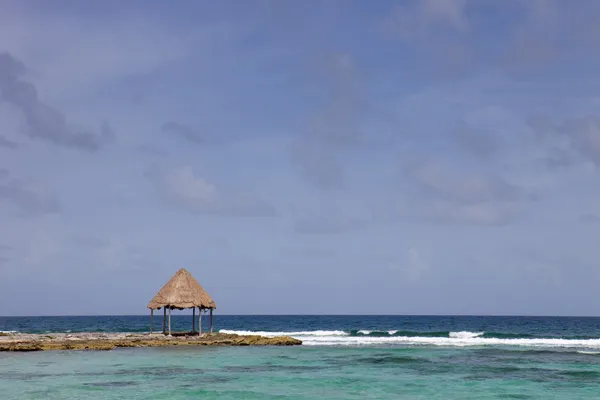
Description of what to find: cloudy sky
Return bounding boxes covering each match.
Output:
[1,0,600,316]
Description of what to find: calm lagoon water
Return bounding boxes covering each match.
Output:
[2,315,600,399]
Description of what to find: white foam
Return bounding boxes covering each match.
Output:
[359,330,400,335]
[219,329,348,337]
[220,329,600,349]
[0,330,17,333]
[221,329,600,349]
[449,331,484,339]
[299,336,600,348]
[577,351,600,355]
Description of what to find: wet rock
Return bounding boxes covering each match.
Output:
[0,333,302,352]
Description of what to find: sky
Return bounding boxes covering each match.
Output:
[1,0,600,316]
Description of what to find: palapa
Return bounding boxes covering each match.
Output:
[147,268,216,336]
[148,268,216,310]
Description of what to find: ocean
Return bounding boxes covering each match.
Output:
[2,315,600,399]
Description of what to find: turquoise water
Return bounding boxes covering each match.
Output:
[2,345,600,399]
[3,316,600,399]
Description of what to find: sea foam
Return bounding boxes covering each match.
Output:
[219,329,600,349]
[219,329,347,337]
[449,331,484,339]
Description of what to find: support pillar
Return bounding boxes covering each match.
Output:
[150,309,153,334]
[210,308,213,334]
[168,307,172,336]
[162,307,166,334]
[199,308,202,334]
[192,307,196,333]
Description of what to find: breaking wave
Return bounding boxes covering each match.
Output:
[219,330,348,337]
[449,331,484,339]
[219,329,600,349]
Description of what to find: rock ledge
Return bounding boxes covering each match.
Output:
[0,332,302,352]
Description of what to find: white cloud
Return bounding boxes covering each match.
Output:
[385,0,468,35]
[420,0,468,31]
[161,121,205,145]
[162,166,217,205]
[529,114,600,167]
[22,228,63,266]
[0,135,18,149]
[146,166,276,217]
[0,52,114,151]
[560,116,600,166]
[0,170,61,216]
[406,161,527,225]
[423,201,518,226]
[290,53,364,189]
[0,2,231,100]
[379,246,432,285]
[411,162,522,204]
[294,215,367,234]
[403,247,429,282]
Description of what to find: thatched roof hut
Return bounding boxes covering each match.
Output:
[147,268,216,335]
[148,268,216,310]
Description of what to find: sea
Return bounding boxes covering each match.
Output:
[2,315,600,399]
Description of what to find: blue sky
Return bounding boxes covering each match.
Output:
[1,0,600,316]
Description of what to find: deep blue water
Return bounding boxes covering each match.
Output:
[3,315,600,339]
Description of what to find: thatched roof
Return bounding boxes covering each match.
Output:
[147,268,216,310]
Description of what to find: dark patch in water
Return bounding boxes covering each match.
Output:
[463,364,600,385]
[0,371,57,380]
[84,381,138,388]
[222,364,323,374]
[356,356,426,365]
[276,355,295,360]
[24,389,57,397]
[483,366,523,374]
[180,376,236,386]
[114,367,206,377]
[204,376,236,383]
[74,371,109,377]
[36,361,54,367]
[559,370,600,380]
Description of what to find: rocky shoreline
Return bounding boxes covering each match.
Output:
[0,332,302,352]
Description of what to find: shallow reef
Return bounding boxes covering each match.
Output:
[0,332,302,352]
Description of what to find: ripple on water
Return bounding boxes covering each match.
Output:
[113,367,206,377]
[83,381,139,388]
[355,355,430,365]
[179,376,237,386]
[0,371,57,380]
[558,370,600,381]
[222,364,325,374]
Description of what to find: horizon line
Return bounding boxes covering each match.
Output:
[2,314,600,318]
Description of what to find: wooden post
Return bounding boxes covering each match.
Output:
[162,307,166,334]
[192,307,196,333]
[150,309,153,334]
[210,308,213,334]
[168,307,172,336]
[199,308,202,335]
